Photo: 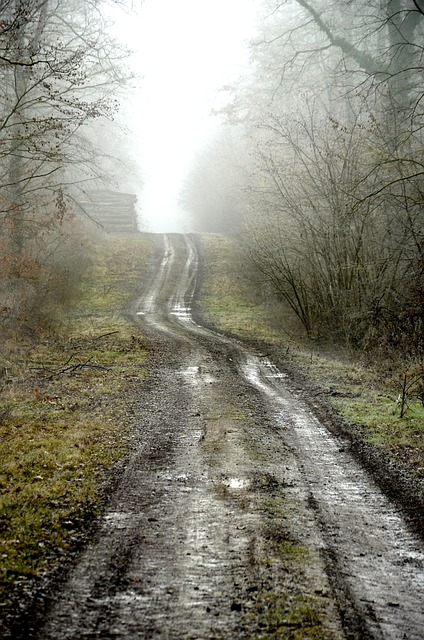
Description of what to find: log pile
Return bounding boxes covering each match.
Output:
[79,190,138,233]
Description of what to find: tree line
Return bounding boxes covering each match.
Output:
[0,0,132,338]
[183,0,423,362]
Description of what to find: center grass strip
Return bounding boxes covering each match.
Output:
[0,233,152,607]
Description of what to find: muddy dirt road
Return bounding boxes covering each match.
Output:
[31,234,423,639]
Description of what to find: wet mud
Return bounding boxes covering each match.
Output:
[11,233,424,639]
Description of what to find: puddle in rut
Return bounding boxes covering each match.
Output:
[180,365,216,386]
[261,357,288,379]
[222,477,251,490]
[171,304,192,323]
[103,511,134,530]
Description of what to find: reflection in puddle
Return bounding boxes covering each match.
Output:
[223,478,250,490]
[181,365,216,386]
[262,358,287,379]
[171,304,192,322]
[182,365,199,379]
[103,511,133,530]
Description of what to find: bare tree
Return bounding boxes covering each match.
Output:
[0,0,134,334]
[218,0,422,355]
[239,98,422,350]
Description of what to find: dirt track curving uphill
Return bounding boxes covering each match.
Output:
[27,233,423,639]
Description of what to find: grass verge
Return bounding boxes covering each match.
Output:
[197,233,424,483]
[0,233,152,615]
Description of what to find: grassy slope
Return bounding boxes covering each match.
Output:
[197,233,424,484]
[0,233,151,612]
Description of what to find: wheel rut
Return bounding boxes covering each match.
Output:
[34,233,423,640]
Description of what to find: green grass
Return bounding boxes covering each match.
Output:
[250,592,325,639]
[199,234,285,343]
[76,233,150,313]
[332,393,424,476]
[197,233,424,483]
[0,233,152,605]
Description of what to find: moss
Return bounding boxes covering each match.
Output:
[250,592,325,639]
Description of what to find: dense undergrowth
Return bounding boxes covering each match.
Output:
[0,233,151,617]
[197,233,424,483]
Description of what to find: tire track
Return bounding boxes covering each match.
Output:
[34,233,423,640]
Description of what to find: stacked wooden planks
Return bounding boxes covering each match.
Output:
[78,189,138,233]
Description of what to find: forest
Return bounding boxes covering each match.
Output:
[183,0,424,373]
[1,3,423,634]
[1,0,423,391]
[0,0,131,340]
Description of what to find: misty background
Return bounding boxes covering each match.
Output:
[0,0,422,362]
[110,0,258,232]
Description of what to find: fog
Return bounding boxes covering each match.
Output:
[1,0,422,376]
[112,0,258,232]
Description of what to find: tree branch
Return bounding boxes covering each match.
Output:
[294,0,384,75]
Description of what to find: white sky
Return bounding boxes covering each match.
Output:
[113,0,258,232]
